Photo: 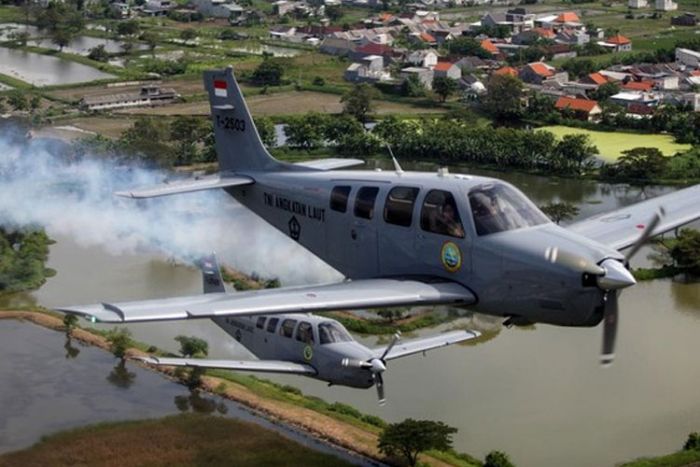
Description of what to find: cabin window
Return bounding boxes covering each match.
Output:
[266,317,279,333]
[280,319,297,338]
[420,190,465,238]
[384,186,419,227]
[468,183,549,236]
[256,316,266,329]
[354,187,379,220]
[296,322,314,344]
[319,322,352,344]
[330,186,351,213]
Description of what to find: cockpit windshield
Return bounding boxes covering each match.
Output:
[468,183,549,236]
[319,322,353,345]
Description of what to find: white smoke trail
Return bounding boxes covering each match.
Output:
[0,129,340,285]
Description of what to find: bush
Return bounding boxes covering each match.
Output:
[328,402,363,419]
[684,432,700,451]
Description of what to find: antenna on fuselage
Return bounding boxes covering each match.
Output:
[386,144,403,175]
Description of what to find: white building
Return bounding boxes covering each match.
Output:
[676,48,700,68]
[655,0,677,11]
[628,0,647,8]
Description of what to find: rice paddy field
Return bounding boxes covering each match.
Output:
[539,125,692,163]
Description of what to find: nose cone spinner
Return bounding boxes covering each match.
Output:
[597,259,636,291]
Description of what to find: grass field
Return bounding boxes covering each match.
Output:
[539,125,692,162]
[0,413,356,467]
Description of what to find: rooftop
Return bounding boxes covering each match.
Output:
[555,96,600,112]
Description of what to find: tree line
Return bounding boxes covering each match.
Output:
[0,228,55,293]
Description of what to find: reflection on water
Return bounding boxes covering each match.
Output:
[63,335,80,359]
[0,320,375,466]
[671,281,700,316]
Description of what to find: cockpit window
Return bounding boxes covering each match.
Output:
[318,322,352,344]
[420,190,465,238]
[468,183,549,236]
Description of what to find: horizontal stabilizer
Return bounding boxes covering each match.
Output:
[295,158,364,171]
[374,330,480,361]
[56,279,476,323]
[115,174,253,199]
[137,356,317,375]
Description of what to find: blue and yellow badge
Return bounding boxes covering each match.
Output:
[303,345,313,361]
[441,241,462,273]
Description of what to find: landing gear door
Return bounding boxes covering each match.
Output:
[414,189,471,278]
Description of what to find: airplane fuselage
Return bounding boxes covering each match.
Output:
[226,169,624,327]
[212,313,377,388]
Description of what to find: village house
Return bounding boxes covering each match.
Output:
[406,49,439,68]
[344,55,391,83]
[80,85,179,111]
[512,28,556,45]
[554,96,602,121]
[628,0,648,8]
[555,29,589,46]
[319,37,356,56]
[192,0,243,19]
[655,0,677,11]
[676,48,700,68]
[351,42,396,66]
[599,34,632,53]
[519,62,567,85]
[400,67,434,89]
[610,91,659,110]
[142,0,175,16]
[433,61,461,80]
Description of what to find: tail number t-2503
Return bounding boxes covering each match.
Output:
[216,116,246,132]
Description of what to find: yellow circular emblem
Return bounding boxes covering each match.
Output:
[303,345,313,361]
[441,241,462,273]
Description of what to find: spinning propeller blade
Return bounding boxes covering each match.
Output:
[600,291,619,367]
[624,208,665,262]
[374,373,386,405]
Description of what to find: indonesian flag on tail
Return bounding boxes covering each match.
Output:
[214,79,227,98]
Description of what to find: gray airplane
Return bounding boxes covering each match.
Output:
[138,254,479,404]
[60,66,700,377]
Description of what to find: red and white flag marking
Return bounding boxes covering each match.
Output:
[214,79,227,98]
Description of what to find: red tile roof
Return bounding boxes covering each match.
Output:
[587,72,608,85]
[555,12,580,23]
[533,27,556,38]
[355,42,394,55]
[622,80,653,91]
[528,62,555,77]
[480,39,499,54]
[434,62,455,71]
[494,66,518,77]
[419,32,436,43]
[555,96,600,113]
[606,34,631,45]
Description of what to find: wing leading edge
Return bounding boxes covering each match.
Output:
[137,357,317,375]
[568,184,700,251]
[114,174,254,199]
[373,330,480,361]
[56,279,476,323]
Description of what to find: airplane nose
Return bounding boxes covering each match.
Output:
[370,359,386,373]
[597,258,636,291]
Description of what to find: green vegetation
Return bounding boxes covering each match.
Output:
[105,327,132,361]
[329,308,463,335]
[175,335,209,358]
[538,126,691,163]
[484,451,515,467]
[341,83,377,123]
[378,418,458,466]
[0,413,356,467]
[621,431,700,466]
[0,228,55,294]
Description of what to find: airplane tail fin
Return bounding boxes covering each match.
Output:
[204,66,286,173]
[199,254,226,294]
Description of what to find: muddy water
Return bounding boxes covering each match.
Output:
[3,167,699,467]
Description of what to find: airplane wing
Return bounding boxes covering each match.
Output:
[136,356,317,375]
[373,330,480,362]
[568,184,700,251]
[114,174,254,199]
[56,279,476,323]
[295,158,364,170]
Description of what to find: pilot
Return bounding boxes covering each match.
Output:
[437,203,464,238]
[470,192,501,235]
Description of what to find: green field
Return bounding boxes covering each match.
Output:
[539,125,691,162]
[0,413,356,467]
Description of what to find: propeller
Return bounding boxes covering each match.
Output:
[624,208,665,262]
[544,209,665,367]
[341,331,401,405]
[598,209,665,367]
